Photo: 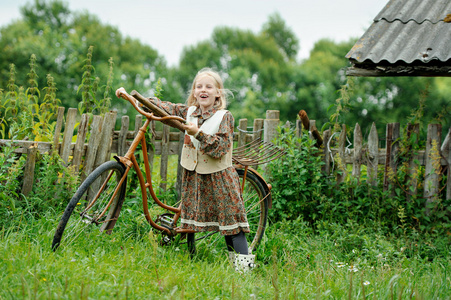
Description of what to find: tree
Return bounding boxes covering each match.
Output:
[261,12,300,61]
[0,0,179,116]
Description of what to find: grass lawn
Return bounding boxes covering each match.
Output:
[1,211,449,299]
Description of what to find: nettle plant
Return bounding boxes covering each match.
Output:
[0,55,60,141]
[267,126,328,223]
[77,46,114,116]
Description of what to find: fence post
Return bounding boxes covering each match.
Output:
[352,123,363,180]
[264,110,279,144]
[383,123,400,192]
[52,107,65,154]
[296,120,302,138]
[147,120,156,178]
[238,119,248,147]
[337,124,347,184]
[159,124,170,192]
[424,124,442,214]
[94,111,117,169]
[21,144,38,196]
[322,128,331,175]
[83,115,103,180]
[442,127,451,200]
[406,123,420,201]
[118,115,130,156]
[253,119,264,142]
[60,108,78,165]
[176,131,184,200]
[367,123,379,187]
[71,113,89,174]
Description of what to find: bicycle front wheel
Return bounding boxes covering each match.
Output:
[52,161,127,251]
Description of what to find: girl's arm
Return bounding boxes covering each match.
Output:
[195,111,234,159]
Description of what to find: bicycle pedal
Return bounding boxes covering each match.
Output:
[156,213,175,229]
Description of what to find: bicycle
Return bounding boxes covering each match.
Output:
[52,90,285,254]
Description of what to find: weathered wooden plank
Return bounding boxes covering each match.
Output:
[424,124,442,214]
[71,113,89,173]
[264,110,279,144]
[83,115,103,179]
[337,124,347,184]
[52,107,65,154]
[60,108,78,164]
[322,129,331,175]
[159,124,170,191]
[175,128,184,200]
[441,127,451,159]
[442,127,451,200]
[445,129,451,201]
[367,122,379,186]
[147,120,156,175]
[383,123,400,192]
[238,119,248,147]
[406,123,420,201]
[94,111,117,169]
[253,119,264,141]
[118,115,129,156]
[134,115,142,138]
[296,119,302,138]
[309,120,316,142]
[0,140,52,154]
[21,144,38,196]
[352,123,362,180]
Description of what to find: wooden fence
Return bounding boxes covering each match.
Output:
[1,107,450,204]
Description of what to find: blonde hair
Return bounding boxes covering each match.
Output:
[186,68,230,110]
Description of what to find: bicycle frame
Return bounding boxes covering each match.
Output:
[111,90,271,237]
[112,91,187,236]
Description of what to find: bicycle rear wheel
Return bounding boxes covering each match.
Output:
[187,168,269,253]
[52,161,127,251]
[237,168,269,252]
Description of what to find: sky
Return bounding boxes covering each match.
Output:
[0,0,387,66]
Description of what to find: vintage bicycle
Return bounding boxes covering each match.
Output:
[52,90,285,253]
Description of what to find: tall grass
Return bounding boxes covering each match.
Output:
[0,212,449,299]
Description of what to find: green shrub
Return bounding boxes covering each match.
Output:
[267,124,451,240]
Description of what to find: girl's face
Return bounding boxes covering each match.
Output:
[194,75,220,112]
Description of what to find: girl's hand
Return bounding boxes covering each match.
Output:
[183,122,199,136]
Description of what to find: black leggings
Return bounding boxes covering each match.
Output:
[224,231,249,255]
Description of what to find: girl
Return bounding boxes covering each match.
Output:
[116,68,254,271]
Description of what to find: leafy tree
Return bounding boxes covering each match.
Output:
[261,12,299,61]
[0,0,179,116]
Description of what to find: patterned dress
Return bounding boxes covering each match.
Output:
[149,99,250,235]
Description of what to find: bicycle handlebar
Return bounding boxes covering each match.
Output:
[117,89,187,132]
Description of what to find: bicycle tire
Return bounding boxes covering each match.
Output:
[52,161,127,251]
[187,168,269,253]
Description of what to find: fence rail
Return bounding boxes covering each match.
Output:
[0,107,450,204]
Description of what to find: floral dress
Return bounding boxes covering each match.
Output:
[149,99,250,235]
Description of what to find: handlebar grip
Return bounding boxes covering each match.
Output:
[131,90,186,132]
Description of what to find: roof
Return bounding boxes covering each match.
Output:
[346,0,451,76]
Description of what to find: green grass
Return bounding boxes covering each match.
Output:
[1,212,449,299]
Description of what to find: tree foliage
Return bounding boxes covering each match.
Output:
[0,1,449,136]
[0,0,180,114]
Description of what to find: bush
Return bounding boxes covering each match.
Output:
[267,125,451,241]
[0,145,78,229]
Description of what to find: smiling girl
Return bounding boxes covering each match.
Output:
[116,68,255,272]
